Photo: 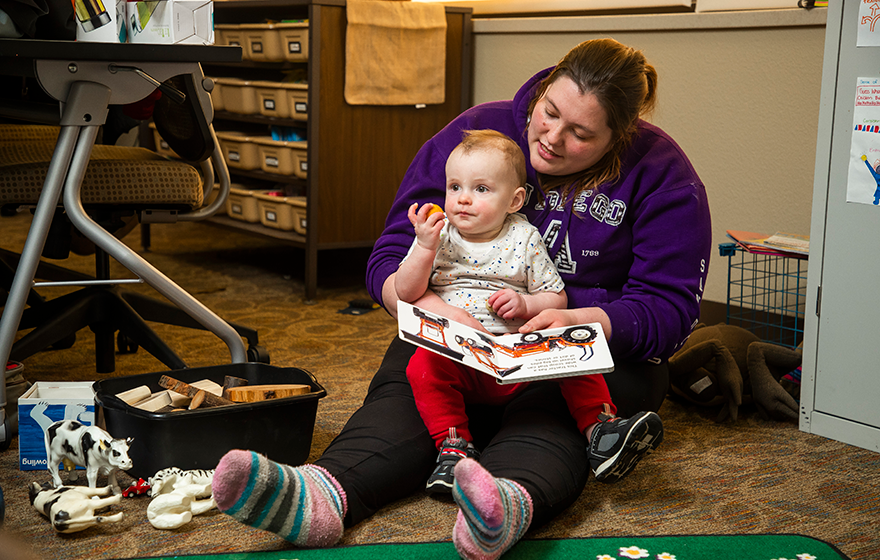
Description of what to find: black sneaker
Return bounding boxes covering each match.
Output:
[588,411,663,483]
[426,428,480,495]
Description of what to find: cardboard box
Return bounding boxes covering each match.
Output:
[128,0,214,45]
[75,0,127,43]
[18,382,96,471]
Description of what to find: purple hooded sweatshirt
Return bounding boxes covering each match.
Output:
[367,67,712,362]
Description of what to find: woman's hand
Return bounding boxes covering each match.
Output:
[519,307,612,341]
[446,306,489,333]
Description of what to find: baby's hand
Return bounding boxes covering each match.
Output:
[408,203,445,252]
[487,289,527,321]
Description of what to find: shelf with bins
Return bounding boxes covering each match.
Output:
[202,0,473,300]
[206,15,313,248]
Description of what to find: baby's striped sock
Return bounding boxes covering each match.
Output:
[451,458,533,560]
[211,449,347,548]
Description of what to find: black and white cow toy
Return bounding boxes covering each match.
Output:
[44,420,133,492]
[29,482,124,533]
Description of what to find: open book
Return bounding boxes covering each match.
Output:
[397,302,614,384]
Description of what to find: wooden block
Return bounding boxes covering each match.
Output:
[190,379,223,397]
[169,391,192,408]
[188,390,207,410]
[159,375,234,407]
[117,385,152,406]
[221,375,249,399]
[134,391,173,412]
[225,384,310,403]
[223,376,249,389]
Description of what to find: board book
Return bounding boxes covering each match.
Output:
[397,302,614,384]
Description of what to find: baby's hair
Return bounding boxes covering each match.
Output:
[455,129,527,187]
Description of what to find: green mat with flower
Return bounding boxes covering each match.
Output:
[134,534,849,560]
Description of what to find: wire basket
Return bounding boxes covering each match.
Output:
[719,243,808,349]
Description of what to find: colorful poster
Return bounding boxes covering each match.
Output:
[858,1,880,46]
[847,78,880,205]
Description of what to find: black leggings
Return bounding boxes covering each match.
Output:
[314,337,669,529]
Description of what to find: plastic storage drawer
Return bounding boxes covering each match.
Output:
[253,138,308,178]
[252,81,308,120]
[208,78,224,112]
[216,131,261,171]
[213,78,258,115]
[226,187,274,223]
[215,22,309,62]
[253,193,307,234]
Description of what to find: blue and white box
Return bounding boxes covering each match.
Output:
[18,382,96,471]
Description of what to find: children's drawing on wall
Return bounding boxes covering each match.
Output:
[858,1,880,46]
[847,77,880,205]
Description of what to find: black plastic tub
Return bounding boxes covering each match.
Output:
[93,363,326,480]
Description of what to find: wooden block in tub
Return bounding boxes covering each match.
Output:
[224,384,310,402]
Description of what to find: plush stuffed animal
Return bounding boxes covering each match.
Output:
[668,323,802,422]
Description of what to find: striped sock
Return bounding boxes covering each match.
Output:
[211,449,347,548]
[451,458,533,560]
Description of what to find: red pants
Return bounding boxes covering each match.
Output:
[407,347,617,448]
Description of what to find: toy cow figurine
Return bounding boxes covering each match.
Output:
[29,482,124,533]
[44,420,133,492]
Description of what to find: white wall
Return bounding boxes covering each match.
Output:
[470,8,827,305]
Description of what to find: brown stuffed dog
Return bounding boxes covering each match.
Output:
[668,323,802,422]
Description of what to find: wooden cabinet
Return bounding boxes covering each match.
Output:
[205,0,473,301]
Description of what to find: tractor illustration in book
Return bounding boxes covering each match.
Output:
[401,305,600,378]
[401,306,465,361]
[456,325,599,378]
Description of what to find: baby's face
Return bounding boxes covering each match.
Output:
[444,149,523,243]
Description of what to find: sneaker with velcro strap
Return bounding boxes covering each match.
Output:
[588,411,664,483]
[426,427,480,495]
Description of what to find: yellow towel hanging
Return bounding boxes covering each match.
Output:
[345,0,447,106]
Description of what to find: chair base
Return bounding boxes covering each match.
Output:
[11,285,263,374]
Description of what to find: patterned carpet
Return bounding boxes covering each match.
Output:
[1,211,878,560]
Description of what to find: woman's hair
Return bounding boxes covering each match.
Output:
[527,38,658,200]
[456,129,527,188]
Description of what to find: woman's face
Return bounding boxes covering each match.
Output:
[527,75,615,177]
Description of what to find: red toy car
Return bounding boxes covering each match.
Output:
[122,478,151,498]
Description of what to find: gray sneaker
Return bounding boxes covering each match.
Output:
[588,411,663,483]
[426,428,480,495]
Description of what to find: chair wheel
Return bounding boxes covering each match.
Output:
[247,345,270,364]
[51,333,76,350]
[117,332,139,354]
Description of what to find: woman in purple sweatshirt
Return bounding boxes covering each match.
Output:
[212,38,712,560]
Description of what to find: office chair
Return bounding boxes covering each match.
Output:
[0,68,268,375]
